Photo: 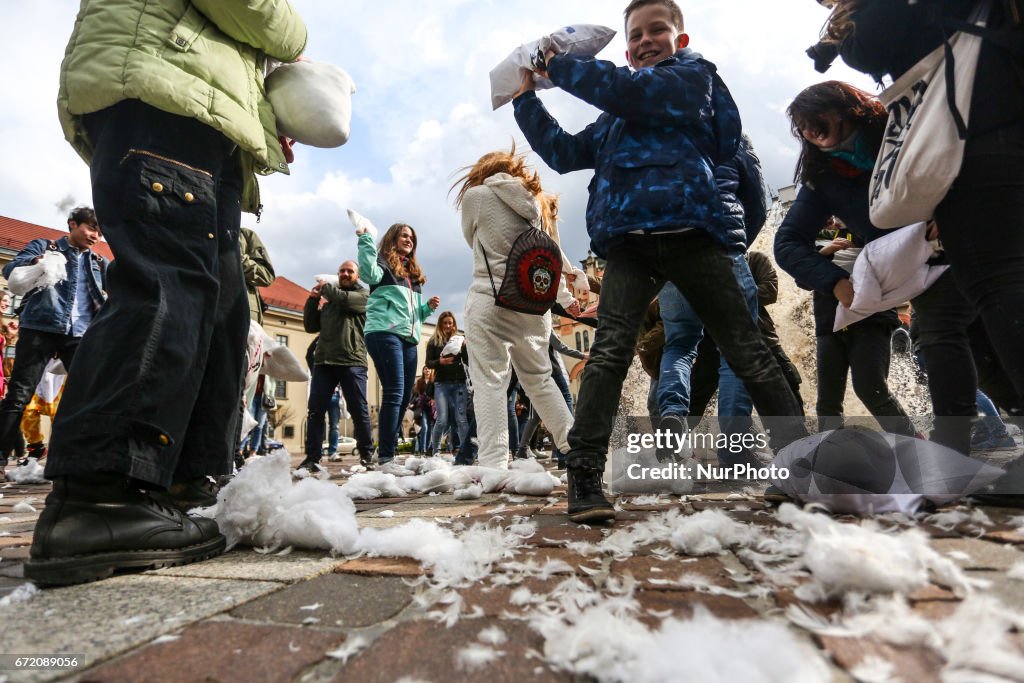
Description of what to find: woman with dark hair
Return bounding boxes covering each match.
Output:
[424,311,471,462]
[820,0,1024,414]
[777,79,1012,455]
[357,222,440,470]
[775,81,917,438]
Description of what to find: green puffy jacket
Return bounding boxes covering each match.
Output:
[58,0,307,214]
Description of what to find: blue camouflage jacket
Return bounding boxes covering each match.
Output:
[513,49,742,257]
[2,236,108,336]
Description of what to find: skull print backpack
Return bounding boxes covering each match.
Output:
[479,225,563,315]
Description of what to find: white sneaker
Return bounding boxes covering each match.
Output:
[379,461,415,476]
[328,452,343,462]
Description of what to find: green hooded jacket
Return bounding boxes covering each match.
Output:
[58,0,307,214]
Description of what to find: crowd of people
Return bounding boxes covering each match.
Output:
[6,0,1022,585]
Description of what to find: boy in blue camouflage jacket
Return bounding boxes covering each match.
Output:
[513,0,805,523]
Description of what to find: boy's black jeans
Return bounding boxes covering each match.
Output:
[45,100,248,490]
[566,232,806,470]
[0,329,79,452]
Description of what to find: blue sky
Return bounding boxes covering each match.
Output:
[1,0,877,319]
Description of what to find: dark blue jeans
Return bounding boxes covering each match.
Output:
[46,100,248,488]
[305,364,373,459]
[327,390,341,454]
[430,381,470,456]
[365,332,417,462]
[566,232,805,469]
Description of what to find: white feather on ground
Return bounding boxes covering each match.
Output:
[0,583,39,608]
[535,604,829,683]
[776,503,975,598]
[5,458,46,484]
[194,452,359,553]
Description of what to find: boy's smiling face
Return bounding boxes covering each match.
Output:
[626,4,688,69]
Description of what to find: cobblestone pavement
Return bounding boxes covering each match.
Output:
[1,450,1023,683]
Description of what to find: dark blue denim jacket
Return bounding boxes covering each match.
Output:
[2,236,108,335]
[513,49,742,257]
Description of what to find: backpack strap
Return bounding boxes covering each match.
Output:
[477,240,502,301]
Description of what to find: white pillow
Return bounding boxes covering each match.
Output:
[489,24,616,110]
[6,250,67,296]
[266,60,356,148]
[441,335,465,357]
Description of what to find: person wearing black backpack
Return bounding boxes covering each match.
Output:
[453,148,583,471]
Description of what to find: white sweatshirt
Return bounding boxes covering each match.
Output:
[461,173,575,308]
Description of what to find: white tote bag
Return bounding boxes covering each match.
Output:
[868,2,991,228]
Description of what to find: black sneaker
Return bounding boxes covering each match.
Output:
[26,441,47,462]
[25,474,225,586]
[357,448,375,470]
[295,455,323,474]
[566,466,615,524]
[656,415,687,463]
[150,477,219,511]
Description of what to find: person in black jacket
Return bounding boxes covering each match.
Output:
[823,0,1024,428]
[424,311,471,463]
[774,81,917,437]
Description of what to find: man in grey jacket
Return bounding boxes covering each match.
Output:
[300,261,374,472]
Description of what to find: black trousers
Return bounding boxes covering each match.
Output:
[815,321,915,436]
[45,100,248,489]
[567,232,805,469]
[0,329,79,451]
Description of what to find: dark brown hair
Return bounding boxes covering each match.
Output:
[787,80,885,184]
[378,223,426,286]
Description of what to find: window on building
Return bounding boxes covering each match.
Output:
[283,425,295,439]
[275,381,287,399]
[276,334,288,348]
[583,330,590,352]
[575,332,582,351]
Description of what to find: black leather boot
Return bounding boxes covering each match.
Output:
[150,477,220,511]
[25,473,225,586]
[566,465,615,524]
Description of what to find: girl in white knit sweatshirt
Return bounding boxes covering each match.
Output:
[453,149,582,469]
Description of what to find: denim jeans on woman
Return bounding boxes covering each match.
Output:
[566,232,805,470]
[365,332,417,463]
[431,381,470,457]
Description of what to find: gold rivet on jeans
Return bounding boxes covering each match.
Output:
[207,233,215,239]
[151,182,164,193]
[158,434,169,446]
[184,192,195,203]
